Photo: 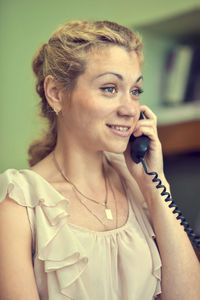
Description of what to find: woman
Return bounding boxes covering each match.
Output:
[0,20,199,300]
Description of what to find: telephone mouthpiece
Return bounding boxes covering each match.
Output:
[130,135,150,163]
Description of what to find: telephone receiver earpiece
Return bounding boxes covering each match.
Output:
[129,112,150,163]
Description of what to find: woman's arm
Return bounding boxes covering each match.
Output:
[0,196,40,300]
[143,175,200,300]
[125,105,200,300]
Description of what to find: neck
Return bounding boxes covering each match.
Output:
[53,141,108,195]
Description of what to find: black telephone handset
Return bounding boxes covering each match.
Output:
[129,112,200,248]
[129,112,150,163]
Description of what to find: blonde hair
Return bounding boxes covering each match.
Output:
[28,20,143,166]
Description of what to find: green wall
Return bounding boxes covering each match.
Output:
[1,0,199,172]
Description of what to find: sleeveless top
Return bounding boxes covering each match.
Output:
[0,152,162,300]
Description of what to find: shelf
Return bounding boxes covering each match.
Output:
[156,102,200,155]
[158,119,200,155]
[136,8,200,39]
[154,101,200,126]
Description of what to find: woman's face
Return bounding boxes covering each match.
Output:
[60,45,143,154]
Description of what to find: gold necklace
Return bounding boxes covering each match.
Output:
[52,151,114,221]
[72,176,118,229]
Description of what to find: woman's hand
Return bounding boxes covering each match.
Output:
[125,106,200,300]
[124,105,165,189]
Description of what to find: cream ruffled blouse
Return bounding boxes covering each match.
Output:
[0,152,162,300]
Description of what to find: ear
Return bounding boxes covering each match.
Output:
[44,75,63,113]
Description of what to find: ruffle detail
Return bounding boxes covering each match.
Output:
[0,156,162,299]
[129,195,162,297]
[105,152,162,297]
[38,214,89,299]
[0,169,89,299]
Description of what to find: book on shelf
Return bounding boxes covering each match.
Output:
[162,44,200,105]
[184,46,200,103]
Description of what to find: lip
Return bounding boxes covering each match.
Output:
[106,124,132,137]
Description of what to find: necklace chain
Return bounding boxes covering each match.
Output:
[73,190,107,227]
[52,151,118,228]
[53,151,108,206]
[107,174,118,228]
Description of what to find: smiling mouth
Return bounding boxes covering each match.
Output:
[106,124,130,131]
[106,124,131,137]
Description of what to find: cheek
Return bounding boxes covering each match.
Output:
[79,98,108,124]
[64,88,110,129]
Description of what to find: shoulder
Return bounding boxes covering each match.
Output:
[0,169,38,241]
[0,192,32,239]
[0,167,65,210]
[0,168,39,207]
[0,167,70,230]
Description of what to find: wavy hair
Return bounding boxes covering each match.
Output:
[28,20,143,166]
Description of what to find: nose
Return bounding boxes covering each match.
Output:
[117,95,139,118]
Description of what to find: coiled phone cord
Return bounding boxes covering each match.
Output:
[140,157,200,249]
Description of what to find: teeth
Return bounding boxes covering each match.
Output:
[110,125,129,131]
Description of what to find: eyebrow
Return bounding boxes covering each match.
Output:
[95,72,143,83]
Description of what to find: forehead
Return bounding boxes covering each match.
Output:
[83,45,142,79]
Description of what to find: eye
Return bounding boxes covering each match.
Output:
[100,86,117,94]
[131,88,144,97]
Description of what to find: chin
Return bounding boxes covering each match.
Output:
[104,141,128,154]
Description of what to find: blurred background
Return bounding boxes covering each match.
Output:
[0,0,200,230]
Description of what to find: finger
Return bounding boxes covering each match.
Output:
[134,119,155,129]
[133,120,157,135]
[139,105,157,122]
[133,126,157,140]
